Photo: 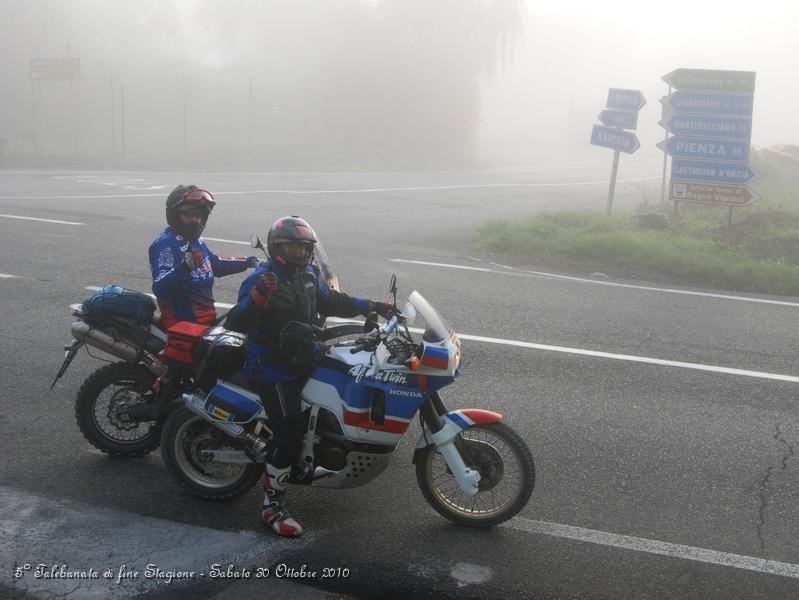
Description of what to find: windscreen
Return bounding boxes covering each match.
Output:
[408,291,452,342]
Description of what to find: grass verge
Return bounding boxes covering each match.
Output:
[474,209,799,296]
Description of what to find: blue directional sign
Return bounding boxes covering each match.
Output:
[659,114,751,140]
[590,124,640,154]
[599,109,638,130]
[606,88,646,111]
[657,136,749,162]
[670,159,760,185]
[660,92,753,117]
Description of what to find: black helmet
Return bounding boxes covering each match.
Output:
[165,184,216,241]
[267,215,317,269]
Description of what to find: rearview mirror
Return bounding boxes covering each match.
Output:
[250,234,268,258]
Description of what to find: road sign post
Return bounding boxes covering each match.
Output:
[590,89,644,216]
[657,68,756,240]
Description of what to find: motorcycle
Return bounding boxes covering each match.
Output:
[50,286,171,456]
[160,275,535,527]
[50,236,343,457]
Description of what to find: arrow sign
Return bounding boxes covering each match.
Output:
[599,109,638,130]
[670,180,761,206]
[607,88,646,111]
[590,124,640,154]
[657,136,749,162]
[659,114,752,140]
[670,159,760,185]
[660,92,754,117]
[662,69,755,93]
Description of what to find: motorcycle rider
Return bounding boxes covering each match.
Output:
[149,185,259,329]
[226,215,393,537]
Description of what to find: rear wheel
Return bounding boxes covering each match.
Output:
[74,362,160,457]
[415,422,534,527]
[160,407,263,500]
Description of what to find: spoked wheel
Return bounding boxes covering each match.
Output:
[416,422,535,527]
[74,362,160,456]
[160,407,263,500]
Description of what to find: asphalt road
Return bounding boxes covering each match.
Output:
[1,167,798,599]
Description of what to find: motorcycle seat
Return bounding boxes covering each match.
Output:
[225,371,254,390]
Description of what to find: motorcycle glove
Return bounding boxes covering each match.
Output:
[250,272,278,308]
[367,300,395,319]
[182,249,203,271]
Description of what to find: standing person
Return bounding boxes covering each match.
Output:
[226,215,393,537]
[149,185,259,329]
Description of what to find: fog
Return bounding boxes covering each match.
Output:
[480,0,799,172]
[2,0,796,172]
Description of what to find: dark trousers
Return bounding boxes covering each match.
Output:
[253,379,306,469]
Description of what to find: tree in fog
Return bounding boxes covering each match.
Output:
[299,0,526,166]
[2,0,525,168]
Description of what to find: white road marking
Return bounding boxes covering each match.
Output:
[391,258,799,308]
[0,273,18,278]
[0,485,301,599]
[450,562,494,586]
[84,290,799,384]
[0,176,660,200]
[0,213,83,226]
[508,517,799,580]
[456,331,799,383]
[204,236,250,245]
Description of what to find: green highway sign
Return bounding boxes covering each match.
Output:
[661,69,755,93]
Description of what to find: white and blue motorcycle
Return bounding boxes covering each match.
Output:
[160,276,535,527]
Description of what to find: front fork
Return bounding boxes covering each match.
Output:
[417,393,481,496]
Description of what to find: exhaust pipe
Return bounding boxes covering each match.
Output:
[70,321,167,376]
[181,392,267,458]
[71,321,141,362]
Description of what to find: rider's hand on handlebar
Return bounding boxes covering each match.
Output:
[367,300,395,319]
[250,272,278,308]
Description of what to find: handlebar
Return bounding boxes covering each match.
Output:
[380,315,398,335]
[349,331,379,353]
[349,315,399,354]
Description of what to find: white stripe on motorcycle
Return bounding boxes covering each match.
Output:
[84,288,799,383]
[507,517,799,580]
[0,485,304,599]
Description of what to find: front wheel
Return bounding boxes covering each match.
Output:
[415,422,535,527]
[160,407,263,500]
[74,362,160,457]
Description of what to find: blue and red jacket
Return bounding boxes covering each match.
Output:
[148,227,250,329]
[228,259,372,383]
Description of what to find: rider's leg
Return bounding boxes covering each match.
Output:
[256,380,306,537]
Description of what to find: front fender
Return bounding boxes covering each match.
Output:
[412,408,502,464]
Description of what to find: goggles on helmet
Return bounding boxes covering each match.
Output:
[181,188,216,209]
